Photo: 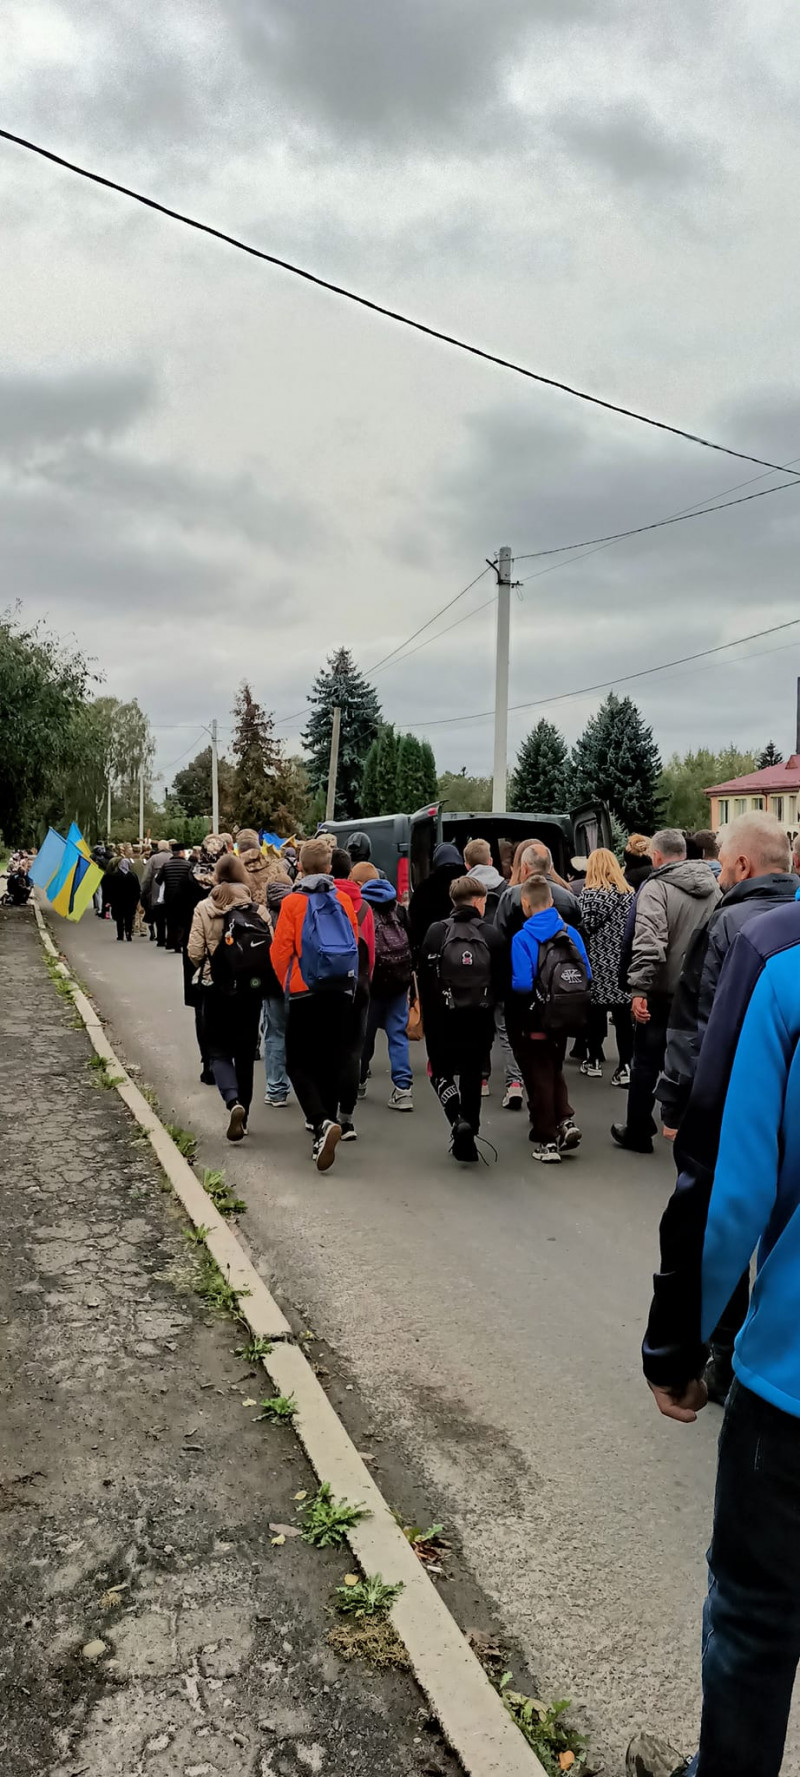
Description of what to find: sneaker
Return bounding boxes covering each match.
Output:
[388,1086,414,1112]
[558,1120,582,1152]
[450,1117,479,1163]
[533,1142,561,1164]
[481,1080,490,1097]
[502,1083,524,1110]
[611,1064,631,1089]
[704,1346,734,1406]
[226,1102,246,1143]
[313,1119,341,1172]
[626,1731,690,1776]
[581,1060,602,1078]
[357,1081,367,1100]
[611,1122,654,1155]
[339,1120,357,1142]
[304,1120,315,1133]
[264,1094,289,1107]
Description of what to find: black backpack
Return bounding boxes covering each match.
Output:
[438,916,493,1011]
[210,905,272,997]
[372,907,413,996]
[535,931,591,1034]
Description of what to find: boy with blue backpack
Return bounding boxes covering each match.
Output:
[270,838,360,1172]
[509,873,591,1163]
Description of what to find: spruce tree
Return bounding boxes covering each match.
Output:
[302,648,382,819]
[396,734,427,811]
[419,740,438,803]
[758,740,784,769]
[375,725,400,813]
[509,719,570,812]
[232,683,282,830]
[570,693,662,832]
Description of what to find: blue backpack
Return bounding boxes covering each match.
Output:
[301,886,358,993]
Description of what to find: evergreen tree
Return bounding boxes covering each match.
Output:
[758,740,784,769]
[172,746,236,827]
[396,734,427,812]
[570,693,662,832]
[232,683,282,830]
[302,648,382,819]
[419,740,438,804]
[360,739,381,817]
[375,725,400,813]
[509,719,570,812]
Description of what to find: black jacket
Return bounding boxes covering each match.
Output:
[418,905,505,1037]
[157,855,192,911]
[623,853,653,891]
[408,855,464,964]
[657,872,798,1128]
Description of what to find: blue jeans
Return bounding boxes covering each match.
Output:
[361,993,412,1090]
[687,1380,800,1776]
[262,994,290,1102]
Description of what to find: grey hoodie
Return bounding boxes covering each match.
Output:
[628,858,721,998]
[467,863,507,896]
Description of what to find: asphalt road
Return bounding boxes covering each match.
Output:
[53,909,800,1775]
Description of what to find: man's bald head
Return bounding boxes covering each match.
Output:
[718,811,791,891]
[520,842,552,881]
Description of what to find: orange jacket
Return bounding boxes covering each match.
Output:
[271,880,360,997]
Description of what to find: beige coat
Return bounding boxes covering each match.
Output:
[187,882,256,983]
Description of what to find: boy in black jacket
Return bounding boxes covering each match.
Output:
[419,875,504,1162]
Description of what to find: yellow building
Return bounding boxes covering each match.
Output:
[706,754,800,838]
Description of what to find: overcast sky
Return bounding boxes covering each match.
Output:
[3,0,800,793]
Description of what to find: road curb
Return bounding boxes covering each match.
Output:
[34,901,546,1777]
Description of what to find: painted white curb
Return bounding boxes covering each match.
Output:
[35,902,546,1777]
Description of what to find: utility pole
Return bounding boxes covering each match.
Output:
[210,718,219,834]
[106,777,112,839]
[325,705,342,821]
[492,545,512,813]
[138,764,145,846]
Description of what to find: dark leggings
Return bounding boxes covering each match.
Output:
[115,911,134,941]
[587,1003,634,1068]
[201,990,261,1116]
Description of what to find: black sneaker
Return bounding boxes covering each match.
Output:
[226,1102,246,1142]
[558,1119,582,1152]
[611,1064,631,1089]
[704,1347,734,1406]
[450,1118,479,1163]
[200,1068,215,1086]
[339,1120,357,1142]
[611,1123,654,1155]
[313,1119,341,1172]
[626,1731,690,1776]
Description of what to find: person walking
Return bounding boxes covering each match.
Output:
[236,829,270,906]
[507,873,590,1163]
[419,875,504,1163]
[329,848,375,1140]
[270,838,360,1172]
[109,856,140,942]
[358,871,414,1111]
[261,866,294,1107]
[630,896,800,1777]
[159,842,192,951]
[408,842,464,965]
[657,810,796,1405]
[622,833,653,890]
[182,836,226,1086]
[130,844,147,935]
[141,840,169,942]
[187,853,269,1141]
[578,848,634,1086]
[612,829,720,1155]
[465,838,524,1110]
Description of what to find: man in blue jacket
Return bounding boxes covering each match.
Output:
[629,898,800,1777]
[509,873,590,1164]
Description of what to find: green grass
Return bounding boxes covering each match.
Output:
[202,1167,246,1217]
[183,1224,212,1246]
[335,1574,404,1617]
[44,954,75,1001]
[88,1053,123,1089]
[140,1084,159,1111]
[498,1677,586,1775]
[256,1393,297,1422]
[166,1123,198,1161]
[301,1483,370,1548]
[234,1335,274,1362]
[193,1249,251,1316]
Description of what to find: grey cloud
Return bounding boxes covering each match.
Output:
[0,367,154,452]
[551,102,717,189]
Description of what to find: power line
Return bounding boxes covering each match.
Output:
[403,616,800,729]
[514,475,800,567]
[367,565,492,676]
[4,125,800,483]
[160,730,208,771]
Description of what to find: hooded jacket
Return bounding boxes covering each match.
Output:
[418,903,505,1035]
[511,906,591,996]
[466,861,507,923]
[141,842,170,910]
[187,881,255,983]
[627,859,720,998]
[270,874,360,997]
[493,878,583,953]
[334,875,375,981]
[236,839,271,907]
[657,872,798,1127]
[408,843,464,963]
[623,851,653,892]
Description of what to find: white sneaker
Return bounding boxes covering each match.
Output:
[502,1083,524,1110]
[481,1080,490,1097]
[533,1142,561,1164]
[388,1086,414,1112]
[581,1061,602,1079]
[558,1120,582,1152]
[313,1120,341,1172]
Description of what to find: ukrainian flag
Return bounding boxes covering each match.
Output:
[30,825,103,920]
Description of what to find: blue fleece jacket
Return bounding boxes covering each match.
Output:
[643,893,800,1416]
[511,906,591,994]
[360,878,397,908]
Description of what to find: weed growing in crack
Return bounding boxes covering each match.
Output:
[140,1084,159,1111]
[193,1249,250,1315]
[234,1335,274,1362]
[335,1574,403,1617]
[256,1394,297,1422]
[166,1123,198,1161]
[202,1168,246,1216]
[301,1483,370,1547]
[498,1677,586,1775]
[183,1225,212,1246]
[89,1054,123,1089]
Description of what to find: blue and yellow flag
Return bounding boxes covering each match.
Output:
[30,825,103,920]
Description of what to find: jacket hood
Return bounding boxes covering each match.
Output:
[654,859,721,900]
[208,881,252,914]
[238,846,270,900]
[335,877,362,911]
[297,873,334,894]
[432,842,463,871]
[267,878,293,911]
[360,878,396,907]
[467,863,505,893]
[526,905,566,940]
[723,873,798,906]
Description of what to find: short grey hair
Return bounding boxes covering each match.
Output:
[521,843,551,876]
[720,811,791,874]
[651,828,687,861]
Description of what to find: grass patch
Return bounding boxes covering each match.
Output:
[301,1483,370,1548]
[140,1084,159,1111]
[202,1167,246,1217]
[256,1393,297,1422]
[183,1224,212,1247]
[193,1249,251,1316]
[234,1335,274,1362]
[335,1573,403,1617]
[88,1053,123,1089]
[44,954,75,1001]
[327,1618,409,1669]
[166,1123,198,1161]
[499,1677,586,1775]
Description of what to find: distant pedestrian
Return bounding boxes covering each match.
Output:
[330,849,375,1141]
[408,842,464,966]
[419,875,504,1163]
[270,838,360,1172]
[464,837,523,1109]
[236,829,270,906]
[183,836,225,1085]
[109,857,140,942]
[130,844,146,936]
[158,842,192,951]
[359,873,414,1111]
[187,854,270,1141]
[261,866,294,1107]
[579,848,634,1086]
[693,829,722,878]
[622,833,653,891]
[508,873,590,1164]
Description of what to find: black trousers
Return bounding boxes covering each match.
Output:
[626,997,670,1140]
[428,1009,494,1134]
[115,911,135,941]
[165,909,186,951]
[286,993,350,1133]
[200,989,261,1116]
[153,905,166,946]
[338,982,370,1119]
[586,1003,634,1068]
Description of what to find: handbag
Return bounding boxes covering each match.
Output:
[406,974,423,1041]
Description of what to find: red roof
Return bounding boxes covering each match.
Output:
[706,754,800,795]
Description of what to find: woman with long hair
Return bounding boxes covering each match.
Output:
[187,853,268,1140]
[579,848,634,1087]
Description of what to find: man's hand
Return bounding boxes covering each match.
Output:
[648,1378,708,1423]
[662,1125,678,1142]
[632,995,650,1024]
